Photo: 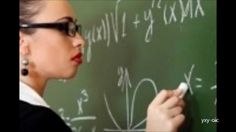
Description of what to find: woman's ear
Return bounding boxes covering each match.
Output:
[19,32,30,56]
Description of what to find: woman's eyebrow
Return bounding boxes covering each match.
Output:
[56,16,75,22]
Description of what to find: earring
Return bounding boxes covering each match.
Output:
[21,58,29,76]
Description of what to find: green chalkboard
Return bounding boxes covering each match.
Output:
[45,0,216,132]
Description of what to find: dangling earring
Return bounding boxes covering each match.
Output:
[21,58,29,76]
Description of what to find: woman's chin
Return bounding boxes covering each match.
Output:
[64,69,78,79]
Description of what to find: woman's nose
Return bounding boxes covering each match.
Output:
[72,33,85,48]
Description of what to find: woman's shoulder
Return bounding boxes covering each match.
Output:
[20,100,56,120]
[19,100,72,132]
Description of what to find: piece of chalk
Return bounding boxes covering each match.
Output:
[177,82,188,98]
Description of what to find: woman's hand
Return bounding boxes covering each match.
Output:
[146,89,185,132]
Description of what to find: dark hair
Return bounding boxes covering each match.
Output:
[20,0,44,34]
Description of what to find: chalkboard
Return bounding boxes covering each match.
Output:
[45,0,216,132]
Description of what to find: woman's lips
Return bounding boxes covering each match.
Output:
[71,53,83,64]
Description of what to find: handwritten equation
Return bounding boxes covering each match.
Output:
[103,64,216,132]
[56,62,216,131]
[57,89,96,132]
[83,0,205,63]
[184,61,217,105]
[53,0,216,131]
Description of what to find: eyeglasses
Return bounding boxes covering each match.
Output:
[19,21,82,37]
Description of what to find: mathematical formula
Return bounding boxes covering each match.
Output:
[54,0,216,131]
[58,63,216,132]
[83,0,205,63]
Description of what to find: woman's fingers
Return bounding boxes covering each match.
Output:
[173,88,182,97]
[171,114,185,128]
[177,99,185,108]
[168,106,183,117]
[146,89,186,132]
[162,96,180,109]
[151,90,174,105]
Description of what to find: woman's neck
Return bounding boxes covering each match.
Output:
[20,75,47,97]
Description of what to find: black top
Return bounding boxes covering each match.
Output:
[20,100,72,132]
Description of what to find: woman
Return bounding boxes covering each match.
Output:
[19,0,185,132]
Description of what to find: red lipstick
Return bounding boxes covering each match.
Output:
[71,53,82,64]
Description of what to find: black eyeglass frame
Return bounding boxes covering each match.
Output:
[19,21,82,37]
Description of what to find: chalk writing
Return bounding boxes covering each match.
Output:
[84,0,205,63]
[58,79,67,83]
[195,77,203,88]
[58,89,96,132]
[77,89,89,115]
[210,85,217,105]
[211,61,217,105]
[184,64,195,95]
[104,66,158,132]
[184,62,217,105]
[162,0,205,24]
[84,0,126,63]
[104,64,216,130]
[144,9,154,43]
[133,14,140,29]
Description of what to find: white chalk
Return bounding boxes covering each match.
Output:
[177,82,188,98]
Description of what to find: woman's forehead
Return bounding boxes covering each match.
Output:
[34,0,76,22]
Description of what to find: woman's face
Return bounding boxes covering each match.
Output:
[20,0,85,79]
